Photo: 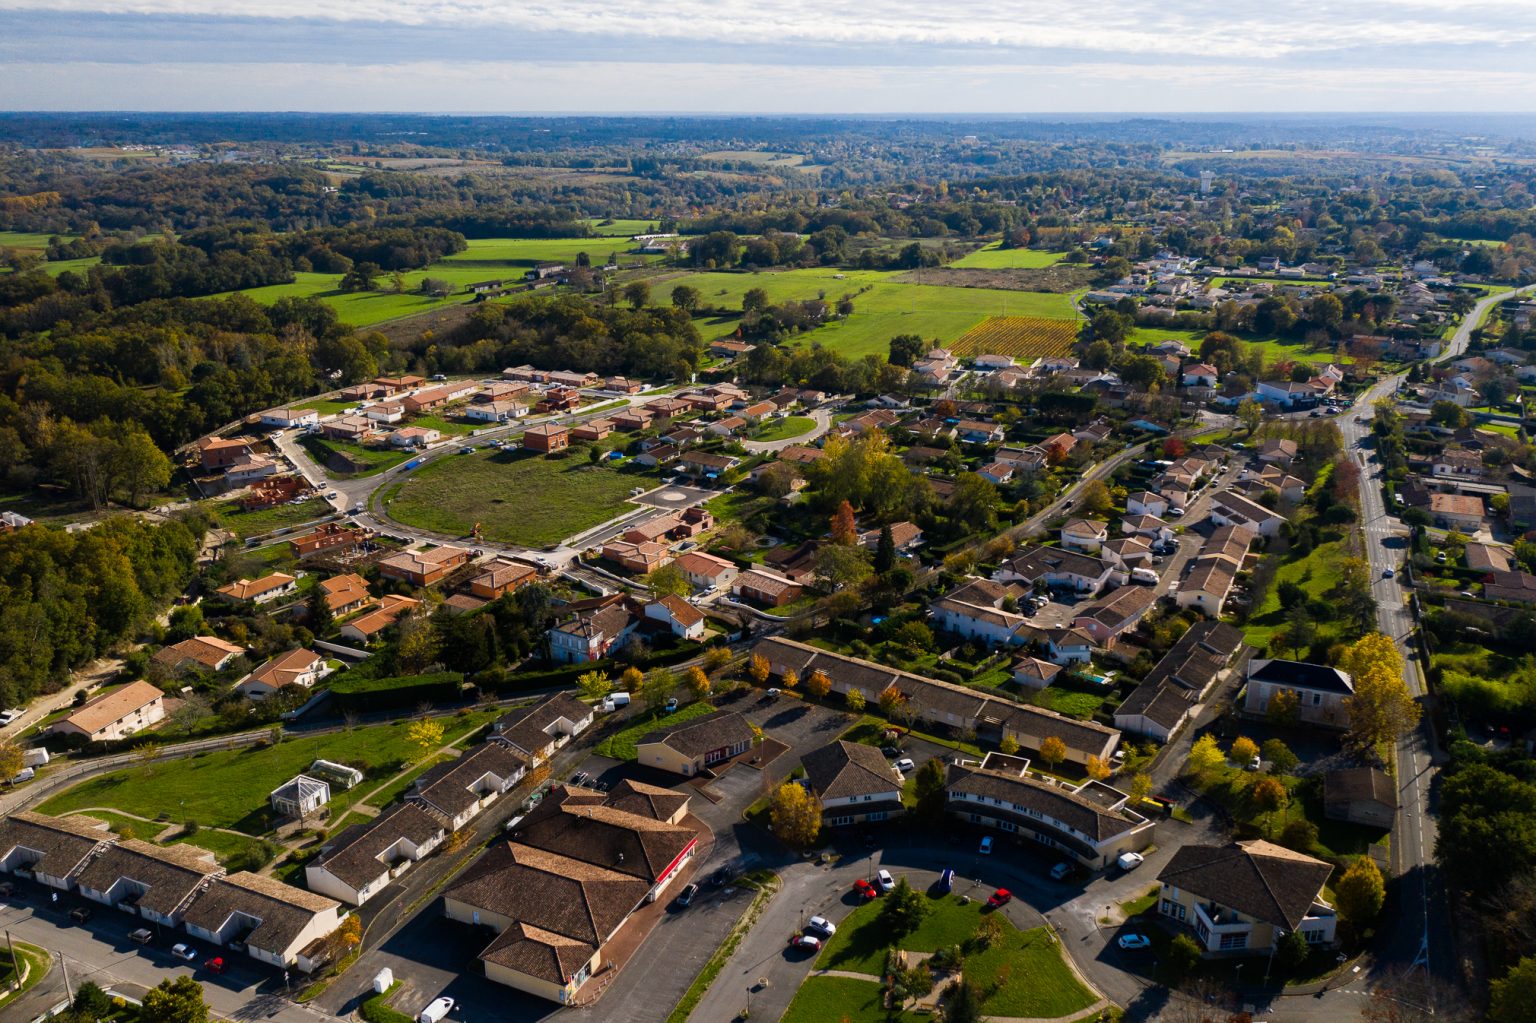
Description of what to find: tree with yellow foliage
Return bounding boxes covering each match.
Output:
[407,719,444,761]
[770,781,821,848]
[846,689,867,712]
[781,668,799,691]
[620,665,644,693]
[1085,755,1111,781]
[1339,632,1419,757]
[748,653,771,685]
[1230,736,1259,765]
[685,665,711,701]
[999,734,1019,756]
[1187,733,1225,774]
[806,669,832,699]
[1039,736,1067,772]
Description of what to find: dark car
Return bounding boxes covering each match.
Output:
[938,868,954,894]
[881,746,901,758]
[69,906,92,923]
[676,883,700,908]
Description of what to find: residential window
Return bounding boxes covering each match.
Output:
[1303,929,1326,944]
[1219,932,1248,950]
[998,820,1017,833]
[1161,900,1187,922]
[1196,921,1210,945]
[867,812,887,822]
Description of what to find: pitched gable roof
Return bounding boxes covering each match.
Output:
[1157,840,1333,929]
[800,741,902,801]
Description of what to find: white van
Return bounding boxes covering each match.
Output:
[602,692,632,712]
[417,996,454,1023]
[1130,567,1160,585]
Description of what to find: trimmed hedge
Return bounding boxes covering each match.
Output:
[328,671,464,711]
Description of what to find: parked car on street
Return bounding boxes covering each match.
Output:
[676,883,699,908]
[417,996,454,1023]
[171,944,196,961]
[986,888,1012,909]
[938,868,954,893]
[806,915,837,937]
[789,934,822,951]
[853,878,877,900]
[979,836,993,854]
[1118,934,1151,950]
[894,758,915,773]
[1050,862,1073,881]
[1117,852,1145,871]
[876,869,895,893]
[203,957,226,974]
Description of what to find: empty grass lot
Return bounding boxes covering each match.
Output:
[40,712,496,836]
[300,434,412,477]
[812,895,1096,1018]
[213,497,331,540]
[753,415,816,442]
[382,448,652,548]
[594,703,714,761]
[782,976,923,1023]
[668,268,1078,359]
[951,242,1068,269]
[1241,538,1348,651]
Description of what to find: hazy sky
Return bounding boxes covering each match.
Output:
[3,1,1536,112]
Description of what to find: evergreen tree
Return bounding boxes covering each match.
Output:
[874,524,896,573]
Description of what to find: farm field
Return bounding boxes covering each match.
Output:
[198,235,664,327]
[950,315,1078,359]
[669,268,1078,359]
[381,447,655,548]
[951,242,1067,269]
[0,230,71,251]
[580,217,662,236]
[39,712,496,835]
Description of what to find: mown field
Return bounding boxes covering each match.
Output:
[667,268,1079,359]
[381,447,654,548]
[951,242,1068,269]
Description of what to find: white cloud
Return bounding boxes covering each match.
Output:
[3,1,1534,60]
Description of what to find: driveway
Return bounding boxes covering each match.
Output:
[741,409,832,454]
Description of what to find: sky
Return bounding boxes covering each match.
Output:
[3,1,1536,113]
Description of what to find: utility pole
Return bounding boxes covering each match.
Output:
[5,930,15,991]
[57,949,73,1004]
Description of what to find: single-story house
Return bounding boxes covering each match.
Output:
[1243,659,1353,727]
[801,740,905,828]
[636,712,756,777]
[236,648,326,701]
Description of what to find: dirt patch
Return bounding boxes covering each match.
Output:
[372,301,485,347]
[894,265,1098,293]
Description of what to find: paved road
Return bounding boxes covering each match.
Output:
[0,886,340,1023]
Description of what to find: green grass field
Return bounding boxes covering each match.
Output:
[1243,539,1348,651]
[382,447,653,548]
[40,712,495,836]
[811,895,1095,1019]
[580,218,659,237]
[951,242,1067,269]
[0,230,71,250]
[594,703,714,760]
[782,977,922,1023]
[753,415,816,442]
[672,268,1078,358]
[213,497,331,540]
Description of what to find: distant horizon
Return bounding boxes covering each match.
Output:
[4,2,1536,114]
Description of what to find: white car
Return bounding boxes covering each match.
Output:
[1118,934,1151,950]
[0,709,23,726]
[894,758,915,773]
[417,996,455,1023]
[1117,852,1145,871]
[171,943,196,961]
[806,915,837,937]
[876,869,895,893]
[979,836,993,854]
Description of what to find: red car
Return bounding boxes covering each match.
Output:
[852,878,877,900]
[985,888,1012,909]
[203,957,227,975]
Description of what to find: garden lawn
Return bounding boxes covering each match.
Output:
[382,448,653,548]
[213,497,331,540]
[1242,539,1348,651]
[1030,689,1106,720]
[364,755,447,809]
[76,809,148,838]
[814,896,1096,1019]
[295,397,358,415]
[39,711,496,836]
[173,829,274,870]
[404,413,480,437]
[781,976,923,1023]
[951,243,1067,269]
[594,703,714,761]
[753,416,816,442]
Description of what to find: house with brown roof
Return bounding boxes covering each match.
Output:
[490,693,595,764]
[1323,767,1398,829]
[674,551,740,593]
[994,546,1114,595]
[523,423,570,453]
[571,419,614,442]
[1113,621,1244,741]
[801,741,905,827]
[1209,490,1286,537]
[76,839,223,927]
[409,743,528,831]
[1071,584,1158,646]
[378,545,471,587]
[445,785,700,1003]
[306,802,447,907]
[151,637,246,675]
[636,711,756,777]
[548,599,639,664]
[1429,492,1486,531]
[1010,656,1063,690]
[467,558,538,600]
[318,573,374,616]
[730,568,804,608]
[236,649,326,701]
[643,595,706,642]
[0,811,114,889]
[1257,438,1299,466]
[197,435,257,472]
[1157,840,1337,954]
[601,540,673,575]
[339,595,420,644]
[181,871,344,969]
[946,754,1154,870]
[215,572,296,605]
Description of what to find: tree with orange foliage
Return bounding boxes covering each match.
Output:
[830,499,858,546]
